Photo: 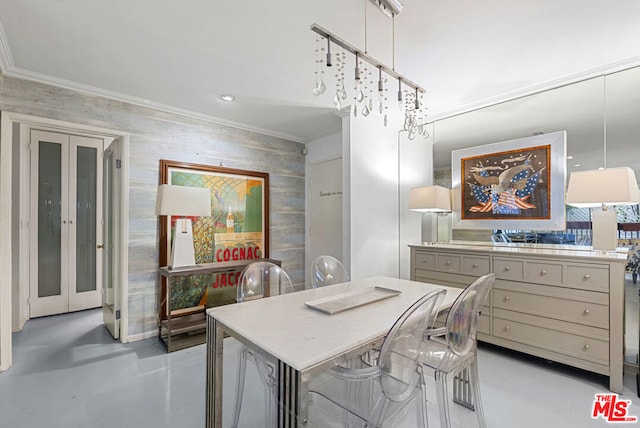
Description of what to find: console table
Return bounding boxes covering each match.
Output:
[159,258,280,352]
[409,242,627,393]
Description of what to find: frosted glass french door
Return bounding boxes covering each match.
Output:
[30,130,103,318]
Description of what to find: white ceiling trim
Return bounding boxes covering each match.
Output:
[428,55,640,124]
[0,21,13,73]
[5,65,306,143]
[0,37,305,145]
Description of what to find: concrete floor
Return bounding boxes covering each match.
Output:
[1,276,640,428]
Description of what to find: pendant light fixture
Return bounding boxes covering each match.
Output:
[311,0,428,139]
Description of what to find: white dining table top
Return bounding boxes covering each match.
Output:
[207,276,462,372]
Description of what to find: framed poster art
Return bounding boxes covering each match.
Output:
[451,131,566,231]
[159,160,269,313]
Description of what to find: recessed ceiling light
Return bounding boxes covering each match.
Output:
[567,156,574,160]
[574,164,581,167]
[220,94,235,102]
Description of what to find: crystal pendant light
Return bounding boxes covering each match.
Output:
[312,37,326,97]
[310,5,428,138]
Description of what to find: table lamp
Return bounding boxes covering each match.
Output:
[565,167,640,251]
[156,184,211,267]
[408,185,452,243]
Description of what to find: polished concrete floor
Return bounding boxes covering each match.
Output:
[1,278,640,428]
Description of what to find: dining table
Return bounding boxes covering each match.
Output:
[205,275,463,428]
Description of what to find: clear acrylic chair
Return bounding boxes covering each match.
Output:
[311,255,350,288]
[420,273,495,428]
[232,261,293,428]
[308,288,447,428]
[490,232,511,243]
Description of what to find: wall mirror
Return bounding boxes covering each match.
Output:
[432,64,640,366]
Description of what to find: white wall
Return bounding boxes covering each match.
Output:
[305,130,343,283]
[343,110,433,280]
[398,127,434,278]
[0,75,306,344]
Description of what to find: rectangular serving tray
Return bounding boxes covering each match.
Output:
[304,286,402,315]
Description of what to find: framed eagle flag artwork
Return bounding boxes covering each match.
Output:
[451,131,567,231]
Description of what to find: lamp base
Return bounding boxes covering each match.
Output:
[170,218,197,268]
[436,213,452,243]
[592,209,617,252]
[420,213,452,244]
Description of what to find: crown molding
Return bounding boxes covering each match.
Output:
[0,21,14,73]
[428,55,640,124]
[1,63,306,144]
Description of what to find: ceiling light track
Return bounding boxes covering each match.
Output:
[311,23,429,139]
[311,23,424,94]
[368,0,404,18]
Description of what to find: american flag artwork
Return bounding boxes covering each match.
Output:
[462,145,550,220]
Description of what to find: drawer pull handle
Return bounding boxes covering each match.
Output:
[584,274,591,279]
[583,309,590,316]
[540,270,547,275]
[473,263,479,268]
[504,296,511,302]
[583,344,591,351]
[504,325,511,332]
[505,266,511,271]
[445,261,451,266]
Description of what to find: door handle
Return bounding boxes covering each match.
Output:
[97,244,104,249]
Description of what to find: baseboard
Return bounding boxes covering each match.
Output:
[625,361,638,375]
[127,329,159,343]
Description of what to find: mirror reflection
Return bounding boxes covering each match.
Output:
[432,65,640,365]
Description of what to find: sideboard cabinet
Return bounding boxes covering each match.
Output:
[158,258,280,352]
[409,242,627,393]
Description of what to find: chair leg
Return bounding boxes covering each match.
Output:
[264,381,277,428]
[633,272,638,284]
[416,387,428,428]
[371,397,390,428]
[418,375,430,428]
[468,359,487,428]
[232,346,250,428]
[254,352,278,428]
[435,371,451,428]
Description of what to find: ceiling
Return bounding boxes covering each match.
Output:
[1,0,640,143]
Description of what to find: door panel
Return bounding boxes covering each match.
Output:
[69,136,103,312]
[30,130,103,318]
[30,131,69,317]
[102,142,119,339]
[37,141,63,298]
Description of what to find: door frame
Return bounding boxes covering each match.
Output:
[0,112,130,372]
[28,130,105,317]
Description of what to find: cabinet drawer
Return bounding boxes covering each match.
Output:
[565,264,609,292]
[493,288,608,328]
[462,256,491,275]
[493,258,524,280]
[414,252,436,270]
[525,261,562,284]
[493,317,608,366]
[478,312,490,335]
[437,254,461,272]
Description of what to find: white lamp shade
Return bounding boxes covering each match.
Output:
[565,167,640,208]
[155,184,211,216]
[408,185,451,213]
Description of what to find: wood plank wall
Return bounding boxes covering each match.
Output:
[0,74,306,339]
